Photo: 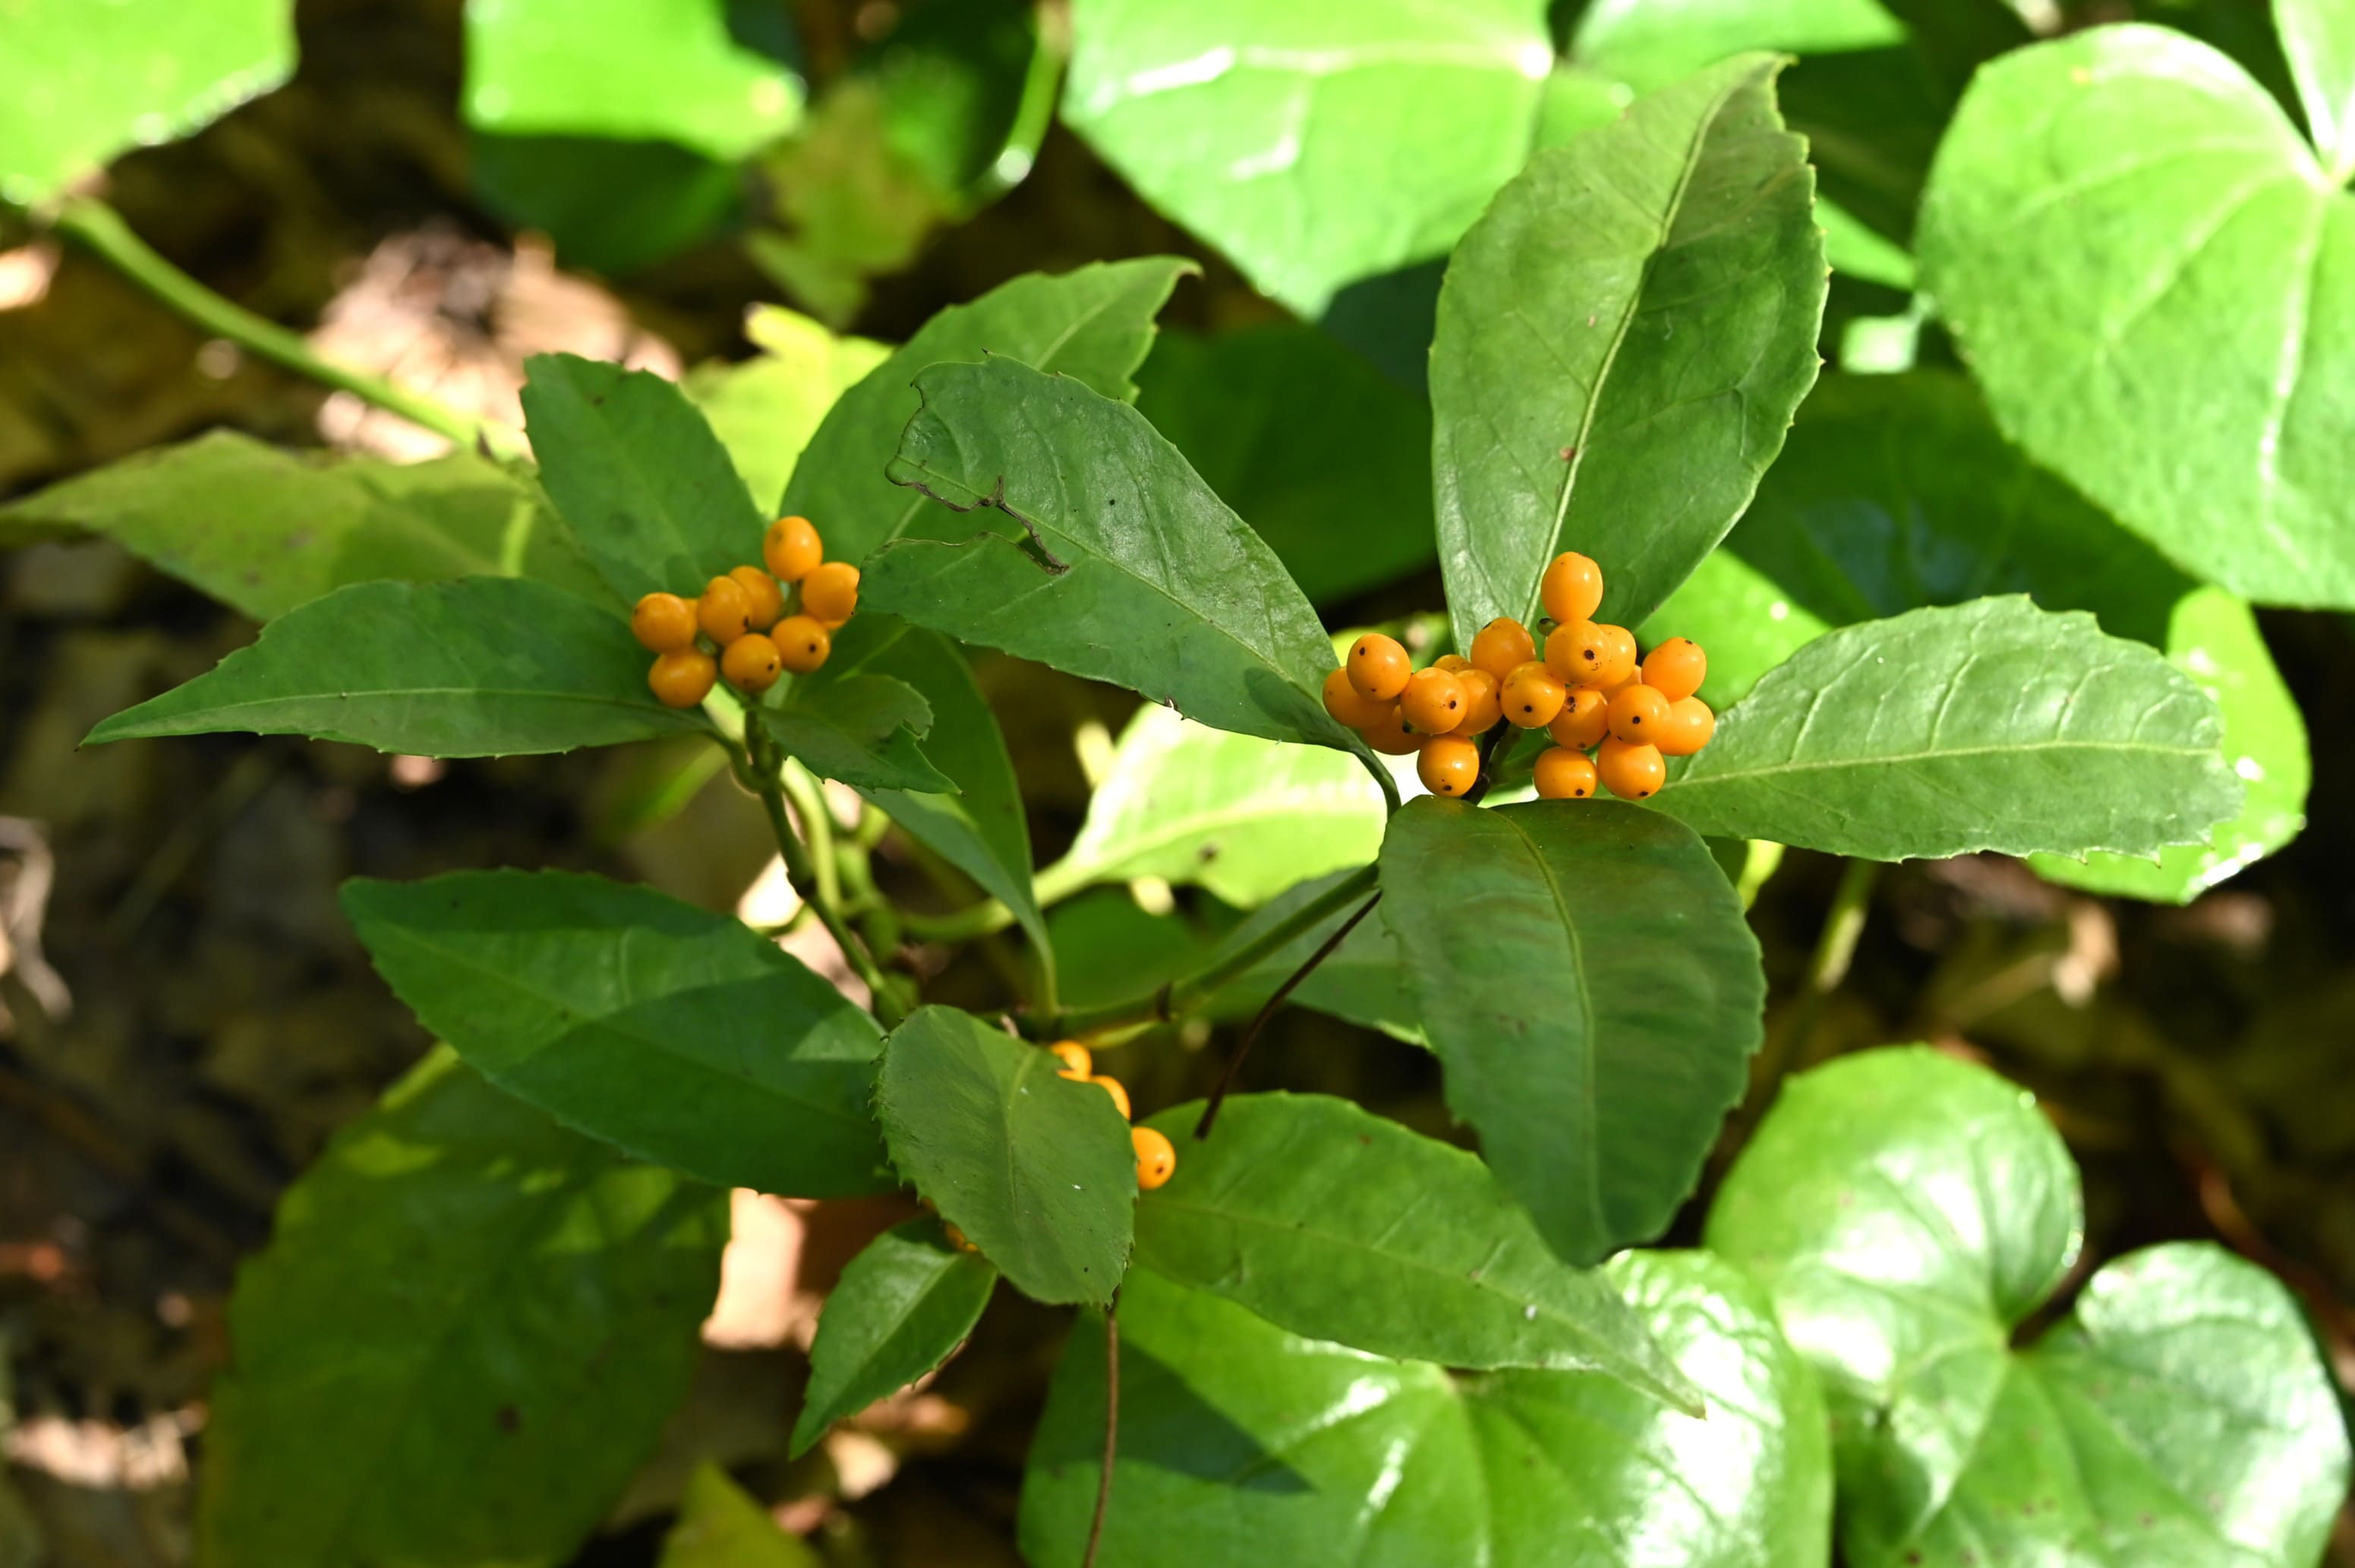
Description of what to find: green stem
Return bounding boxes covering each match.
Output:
[777,762,843,912]
[49,197,522,458]
[900,896,1017,943]
[1776,857,1881,1072]
[740,731,903,1024]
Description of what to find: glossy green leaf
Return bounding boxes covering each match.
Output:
[520,353,769,604]
[873,360,1360,754]
[0,0,293,206]
[780,257,1192,565]
[1707,1047,2352,1568]
[1020,1255,1830,1568]
[1040,706,1384,909]
[759,673,954,795]
[1569,0,1904,89]
[84,576,708,755]
[1430,53,1826,638]
[874,1007,1133,1306]
[1918,24,2355,607]
[686,308,891,515]
[199,1050,727,1567]
[658,1465,822,1568]
[853,0,1042,197]
[2281,0,2355,178]
[462,0,801,161]
[1210,870,1420,1042]
[1063,0,1556,318]
[1135,1094,1695,1406]
[789,1220,998,1456]
[1379,799,1764,1265]
[0,430,607,622]
[1136,326,1435,605]
[341,870,892,1198]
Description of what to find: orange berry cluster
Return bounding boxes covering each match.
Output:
[630,515,862,707]
[1320,552,1715,801]
[1050,1040,1175,1191]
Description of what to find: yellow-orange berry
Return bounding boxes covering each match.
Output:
[773,615,832,673]
[1401,666,1468,733]
[1534,747,1599,800]
[1656,695,1717,756]
[1546,621,1609,685]
[1501,660,1567,728]
[944,1220,977,1252]
[802,561,859,625]
[697,575,753,643]
[1642,637,1707,702]
[1469,618,1537,682]
[631,591,698,653]
[764,515,824,582]
[1597,736,1666,800]
[730,565,784,631]
[1133,1126,1177,1191]
[1591,625,1640,690]
[720,632,783,693]
[1452,669,1502,735]
[1606,682,1672,743]
[1359,707,1423,754]
[1433,653,1473,673]
[1323,668,1395,729]
[1547,687,1609,750]
[1417,735,1480,797]
[1048,1041,1092,1077]
[648,648,717,708]
[1088,1075,1132,1120]
[1540,552,1605,624]
[1347,633,1412,701]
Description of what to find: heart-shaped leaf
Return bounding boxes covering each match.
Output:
[2282,0,2355,180]
[874,1007,1133,1306]
[1136,1094,1695,1409]
[1707,1047,2352,1568]
[872,359,1361,754]
[342,870,893,1198]
[1655,596,2243,861]
[1430,52,1827,638]
[84,576,708,756]
[760,672,954,795]
[1918,23,2355,607]
[1019,1255,1830,1567]
[790,1220,998,1457]
[1379,798,1764,1265]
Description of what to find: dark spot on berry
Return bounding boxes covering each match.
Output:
[496,1406,521,1434]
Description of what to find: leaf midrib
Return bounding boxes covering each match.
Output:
[1670,734,2223,791]
[1495,811,1608,1252]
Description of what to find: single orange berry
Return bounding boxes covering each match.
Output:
[1591,625,1640,690]
[1547,687,1609,750]
[648,647,717,708]
[1501,660,1567,728]
[1597,736,1666,800]
[802,561,859,625]
[1358,706,1423,754]
[697,575,753,643]
[764,515,824,582]
[1323,667,1396,730]
[1133,1126,1177,1191]
[1534,747,1599,800]
[631,591,698,653]
[1545,621,1609,685]
[1656,695,1717,756]
[729,565,784,631]
[1540,552,1605,624]
[1451,669,1502,735]
[1400,666,1468,733]
[1417,735,1480,797]
[1433,653,1473,673]
[773,615,832,673]
[1347,632,1412,701]
[1469,618,1537,682]
[1048,1041,1092,1077]
[720,632,783,693]
[1607,682,1672,742]
[1642,637,1707,702]
[1088,1075,1132,1120]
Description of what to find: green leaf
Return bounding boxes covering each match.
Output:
[520,353,769,604]
[0,0,293,206]
[789,1220,998,1457]
[199,1050,727,1567]
[1918,24,2355,607]
[1707,1047,2352,1568]
[1020,1255,1830,1568]
[875,360,1360,754]
[462,0,800,162]
[341,870,892,1198]
[1430,53,1827,637]
[685,307,892,515]
[873,1007,1133,1306]
[1209,870,1420,1042]
[471,135,743,276]
[759,672,954,794]
[1136,326,1435,605]
[1378,799,1764,1265]
[0,431,607,621]
[658,1465,823,1568]
[84,576,708,756]
[1039,706,1384,910]
[1568,0,1905,89]
[1135,1094,1695,1408]
[2281,0,2355,178]
[780,257,1192,566]
[1654,597,2245,861]
[1063,0,1557,318]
